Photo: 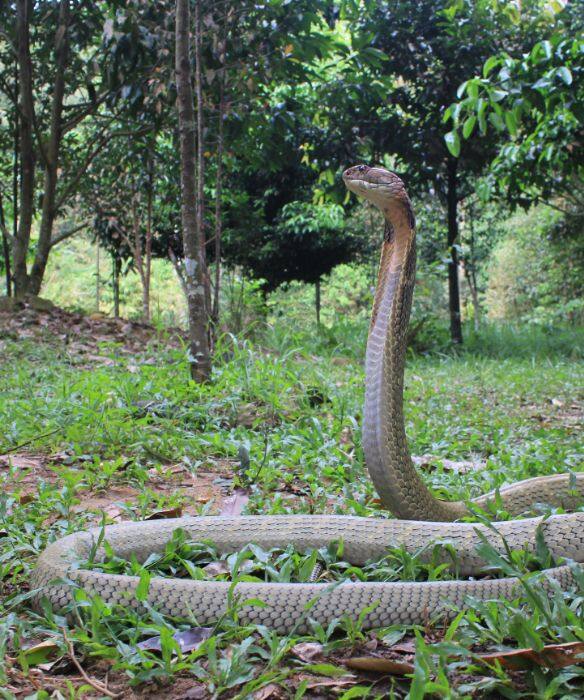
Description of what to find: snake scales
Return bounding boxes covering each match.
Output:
[33,166,584,633]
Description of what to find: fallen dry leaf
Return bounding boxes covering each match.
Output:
[202,561,230,577]
[145,506,183,520]
[478,641,584,671]
[296,674,355,690]
[184,686,208,700]
[138,627,213,654]
[344,656,414,675]
[253,683,282,699]
[220,488,249,516]
[22,640,61,667]
[391,641,417,654]
[291,642,325,663]
[0,454,44,470]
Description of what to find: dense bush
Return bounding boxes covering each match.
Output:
[486,205,584,324]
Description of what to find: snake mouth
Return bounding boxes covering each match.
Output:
[343,165,404,201]
[343,165,403,208]
[343,164,416,230]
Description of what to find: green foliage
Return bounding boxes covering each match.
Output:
[485,205,584,324]
[0,319,583,696]
[345,0,542,198]
[235,200,366,291]
[447,11,583,203]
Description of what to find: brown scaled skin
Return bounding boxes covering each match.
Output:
[344,164,465,520]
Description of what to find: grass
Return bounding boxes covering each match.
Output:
[0,312,582,698]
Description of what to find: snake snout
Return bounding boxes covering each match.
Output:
[342,165,370,183]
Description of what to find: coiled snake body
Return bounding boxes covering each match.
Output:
[34,166,584,633]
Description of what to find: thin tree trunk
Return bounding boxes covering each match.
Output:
[7,64,19,297]
[130,184,149,321]
[466,201,480,331]
[193,0,212,322]
[112,255,120,318]
[143,150,153,322]
[0,193,12,296]
[212,78,225,328]
[315,277,321,326]
[28,0,70,296]
[463,262,480,332]
[13,0,35,298]
[175,0,211,382]
[446,157,463,345]
[95,241,100,312]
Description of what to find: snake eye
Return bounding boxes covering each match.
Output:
[358,165,367,172]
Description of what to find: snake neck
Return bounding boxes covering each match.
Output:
[363,205,466,522]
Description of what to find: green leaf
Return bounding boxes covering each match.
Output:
[303,663,347,677]
[504,110,517,136]
[540,40,552,60]
[449,102,462,124]
[444,131,461,157]
[489,112,505,131]
[483,55,500,77]
[462,116,476,139]
[456,80,468,99]
[136,569,151,601]
[339,687,372,699]
[490,88,507,103]
[556,66,573,85]
[22,640,61,667]
[467,81,479,100]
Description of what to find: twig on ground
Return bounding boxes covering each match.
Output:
[2,428,60,454]
[62,629,120,699]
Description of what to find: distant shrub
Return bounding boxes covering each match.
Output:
[486,205,584,325]
[463,323,584,360]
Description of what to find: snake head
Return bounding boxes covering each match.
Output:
[343,165,415,228]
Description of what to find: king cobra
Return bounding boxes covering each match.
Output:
[33,166,584,632]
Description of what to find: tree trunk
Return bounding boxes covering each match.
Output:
[13,0,36,299]
[95,241,101,312]
[130,182,150,323]
[112,255,120,318]
[212,77,225,329]
[315,277,321,326]
[465,201,480,331]
[446,157,463,345]
[28,0,70,296]
[143,150,153,322]
[463,262,480,332]
[7,64,19,297]
[0,193,12,296]
[175,0,211,382]
[194,0,212,324]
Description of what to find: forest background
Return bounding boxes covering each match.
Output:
[0,0,583,698]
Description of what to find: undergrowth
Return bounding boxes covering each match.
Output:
[0,319,582,698]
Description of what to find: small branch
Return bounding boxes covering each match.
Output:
[2,428,60,455]
[0,190,15,244]
[0,28,16,56]
[540,200,569,215]
[54,125,150,213]
[49,220,88,248]
[168,247,188,297]
[61,92,109,135]
[62,629,120,699]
